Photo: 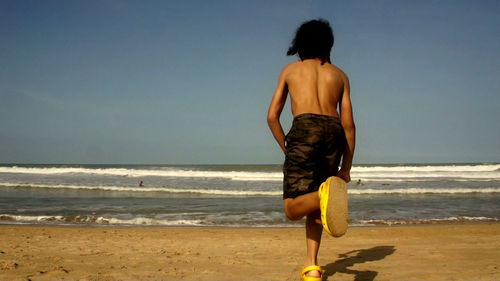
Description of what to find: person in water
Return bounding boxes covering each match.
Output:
[267,19,355,281]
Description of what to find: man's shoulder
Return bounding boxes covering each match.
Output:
[282,61,301,72]
[328,63,349,81]
[278,61,300,80]
[328,62,346,74]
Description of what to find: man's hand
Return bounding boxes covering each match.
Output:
[336,169,351,183]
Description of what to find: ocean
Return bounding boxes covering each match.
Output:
[0,163,499,227]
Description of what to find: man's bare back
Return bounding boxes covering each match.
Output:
[282,58,348,118]
[267,18,355,174]
[267,57,354,163]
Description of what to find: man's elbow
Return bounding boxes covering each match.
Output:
[342,121,355,132]
[267,113,278,125]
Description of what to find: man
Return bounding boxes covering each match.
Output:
[267,19,355,281]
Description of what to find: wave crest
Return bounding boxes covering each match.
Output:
[1,183,498,195]
[0,183,281,196]
[1,214,497,227]
[1,164,498,181]
[358,216,499,226]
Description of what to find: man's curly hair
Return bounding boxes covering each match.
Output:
[287,19,334,65]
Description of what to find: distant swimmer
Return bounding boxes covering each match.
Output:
[357,179,363,185]
[139,181,144,187]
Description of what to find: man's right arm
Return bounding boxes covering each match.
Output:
[338,75,355,182]
[267,68,289,154]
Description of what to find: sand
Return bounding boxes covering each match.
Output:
[0,223,499,281]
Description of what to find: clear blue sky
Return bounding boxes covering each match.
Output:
[1,0,499,164]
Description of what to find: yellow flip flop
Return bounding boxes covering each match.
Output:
[318,176,348,237]
[301,265,324,281]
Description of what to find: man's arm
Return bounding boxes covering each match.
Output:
[338,75,355,182]
[267,68,289,154]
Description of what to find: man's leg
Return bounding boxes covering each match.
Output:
[283,191,320,221]
[304,210,323,277]
[284,195,323,278]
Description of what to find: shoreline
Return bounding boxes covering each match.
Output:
[1,223,499,280]
[0,220,498,229]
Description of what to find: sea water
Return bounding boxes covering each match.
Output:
[0,163,499,227]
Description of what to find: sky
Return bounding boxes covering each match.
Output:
[1,0,499,165]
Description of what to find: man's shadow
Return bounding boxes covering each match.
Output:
[323,246,395,281]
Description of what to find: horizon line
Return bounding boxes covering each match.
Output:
[1,161,498,166]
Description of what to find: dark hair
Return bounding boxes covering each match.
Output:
[286,19,334,65]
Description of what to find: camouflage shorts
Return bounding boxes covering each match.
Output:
[283,113,345,199]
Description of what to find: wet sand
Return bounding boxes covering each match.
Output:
[0,223,499,280]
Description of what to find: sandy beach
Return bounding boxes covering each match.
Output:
[0,223,498,280]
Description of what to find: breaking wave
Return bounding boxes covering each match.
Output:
[0,214,205,226]
[357,216,499,226]
[0,166,282,181]
[0,214,497,227]
[0,183,281,196]
[1,182,498,195]
[1,163,498,181]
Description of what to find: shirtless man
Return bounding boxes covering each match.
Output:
[267,19,355,281]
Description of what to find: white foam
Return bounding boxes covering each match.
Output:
[1,164,499,181]
[348,187,500,194]
[353,172,500,180]
[0,182,282,196]
[358,216,499,226]
[1,182,498,195]
[353,164,500,180]
[356,178,496,182]
[352,164,500,172]
[1,214,497,227]
[94,217,204,226]
[0,214,204,226]
[0,213,295,227]
[0,166,283,181]
[0,214,65,222]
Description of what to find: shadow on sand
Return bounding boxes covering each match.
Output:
[323,246,396,281]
